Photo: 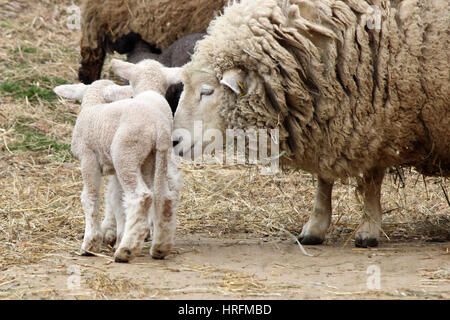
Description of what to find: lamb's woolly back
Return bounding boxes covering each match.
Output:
[187,0,449,178]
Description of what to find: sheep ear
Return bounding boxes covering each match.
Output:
[164,67,183,86]
[220,69,245,95]
[103,85,133,102]
[110,59,139,81]
[53,84,87,100]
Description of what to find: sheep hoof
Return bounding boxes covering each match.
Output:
[114,256,130,263]
[80,250,95,256]
[355,237,378,248]
[298,235,324,245]
[114,248,133,262]
[150,245,171,259]
[151,250,166,260]
[103,231,117,247]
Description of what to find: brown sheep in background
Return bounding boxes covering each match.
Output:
[78,0,226,84]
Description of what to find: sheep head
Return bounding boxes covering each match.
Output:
[173,65,251,158]
[110,59,183,96]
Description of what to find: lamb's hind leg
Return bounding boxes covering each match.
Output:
[150,150,176,260]
[113,163,152,262]
[299,177,334,245]
[79,151,103,255]
[355,167,385,247]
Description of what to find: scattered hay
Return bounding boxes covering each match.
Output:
[84,273,145,299]
[0,0,448,299]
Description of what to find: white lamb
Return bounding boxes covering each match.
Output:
[54,59,183,262]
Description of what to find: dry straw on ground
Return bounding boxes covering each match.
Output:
[0,0,448,299]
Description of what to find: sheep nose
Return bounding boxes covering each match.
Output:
[173,136,183,148]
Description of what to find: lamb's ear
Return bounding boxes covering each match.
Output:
[110,59,139,81]
[103,84,133,102]
[53,84,87,100]
[220,69,245,95]
[163,67,183,86]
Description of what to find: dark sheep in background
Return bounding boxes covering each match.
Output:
[78,0,225,84]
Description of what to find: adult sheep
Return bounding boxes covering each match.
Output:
[173,0,450,247]
[78,0,225,84]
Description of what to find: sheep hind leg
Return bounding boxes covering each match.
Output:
[150,150,176,260]
[298,177,334,245]
[113,167,153,263]
[355,168,385,248]
[114,191,152,262]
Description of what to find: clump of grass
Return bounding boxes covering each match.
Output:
[10,46,37,54]
[0,77,70,102]
[10,123,73,162]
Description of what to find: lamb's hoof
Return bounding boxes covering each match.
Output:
[355,237,378,248]
[80,250,95,256]
[103,231,116,247]
[114,256,129,263]
[150,244,172,260]
[80,236,102,256]
[114,248,133,263]
[151,250,167,260]
[298,235,324,245]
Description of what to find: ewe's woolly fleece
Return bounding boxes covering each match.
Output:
[187,0,449,179]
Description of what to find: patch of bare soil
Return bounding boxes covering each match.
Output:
[1,235,448,299]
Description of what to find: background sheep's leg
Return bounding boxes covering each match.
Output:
[78,47,105,84]
[79,152,103,255]
[355,167,386,248]
[298,177,334,245]
[101,175,123,247]
[150,151,176,259]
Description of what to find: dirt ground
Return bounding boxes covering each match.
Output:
[0,0,449,300]
[1,235,449,299]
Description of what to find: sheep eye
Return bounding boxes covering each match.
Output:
[200,86,214,98]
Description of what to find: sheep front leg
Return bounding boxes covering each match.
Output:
[80,153,103,255]
[101,176,124,247]
[298,177,334,245]
[355,168,385,248]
